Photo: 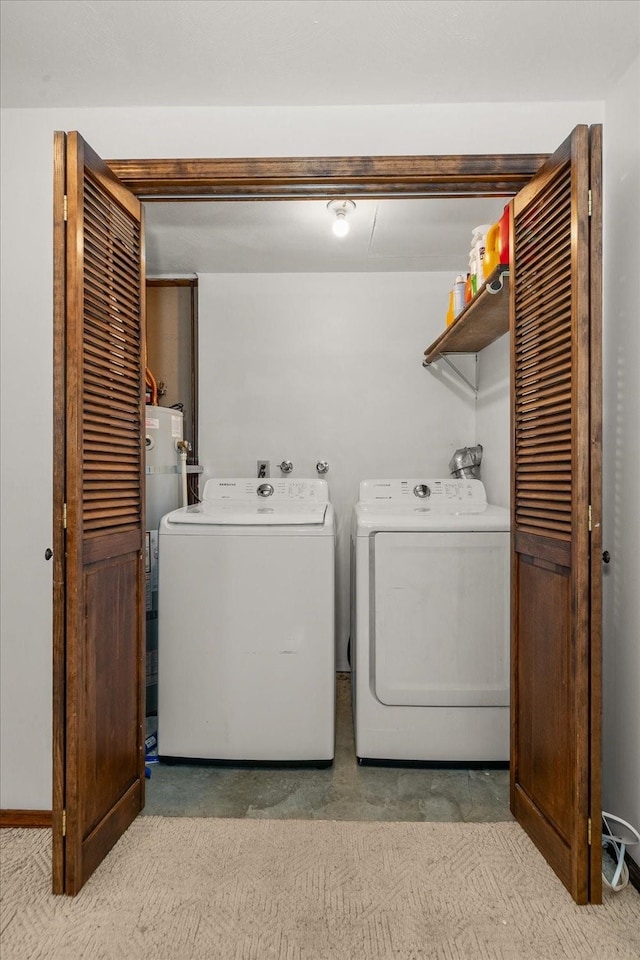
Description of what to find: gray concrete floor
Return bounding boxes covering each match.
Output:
[142,673,513,823]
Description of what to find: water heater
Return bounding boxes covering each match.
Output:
[145,405,184,717]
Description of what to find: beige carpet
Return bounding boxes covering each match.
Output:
[1,818,638,960]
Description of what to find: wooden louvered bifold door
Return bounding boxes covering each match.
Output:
[53,132,146,896]
[510,125,602,905]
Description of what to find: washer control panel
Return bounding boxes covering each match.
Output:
[203,478,329,502]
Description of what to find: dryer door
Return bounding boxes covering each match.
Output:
[372,531,509,707]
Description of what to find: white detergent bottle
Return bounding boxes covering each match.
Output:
[470,224,490,288]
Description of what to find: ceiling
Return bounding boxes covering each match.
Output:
[2,0,637,108]
[2,0,637,274]
[143,196,508,275]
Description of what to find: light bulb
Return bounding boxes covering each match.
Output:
[332,214,349,238]
[327,198,355,238]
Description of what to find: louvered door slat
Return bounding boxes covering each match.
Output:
[81,170,142,540]
[518,438,572,452]
[85,264,140,319]
[84,430,140,450]
[517,440,571,456]
[514,154,572,540]
[517,393,571,415]
[518,370,571,394]
[83,361,141,388]
[519,237,571,284]
[83,326,137,362]
[518,490,572,501]
[516,300,572,339]
[517,261,571,307]
[518,167,571,229]
[83,362,140,390]
[84,390,139,418]
[84,424,140,445]
[518,409,572,430]
[84,343,140,381]
[84,488,139,500]
[518,357,572,384]
[85,185,139,258]
[84,249,139,306]
[84,234,138,284]
[83,471,142,482]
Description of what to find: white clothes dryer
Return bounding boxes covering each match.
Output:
[158,478,335,764]
[351,478,510,763]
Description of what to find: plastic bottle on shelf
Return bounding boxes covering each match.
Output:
[483,220,500,278]
[446,289,455,326]
[464,273,473,304]
[453,275,467,317]
[484,206,510,279]
[469,253,478,296]
[470,224,490,291]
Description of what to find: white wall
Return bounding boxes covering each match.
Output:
[197,271,475,668]
[476,336,511,508]
[602,54,640,869]
[0,100,611,809]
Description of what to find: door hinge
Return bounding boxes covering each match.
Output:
[62,502,67,529]
[588,504,592,532]
[588,189,592,217]
[63,195,68,222]
[62,809,66,837]
[588,817,592,845]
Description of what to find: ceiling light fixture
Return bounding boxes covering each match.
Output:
[327,199,355,238]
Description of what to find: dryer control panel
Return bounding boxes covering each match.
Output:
[359,478,487,508]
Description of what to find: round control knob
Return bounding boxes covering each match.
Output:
[257,483,274,497]
[413,484,431,498]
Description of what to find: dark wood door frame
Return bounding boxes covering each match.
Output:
[106,154,548,201]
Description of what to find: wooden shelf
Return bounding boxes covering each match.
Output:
[423,265,510,366]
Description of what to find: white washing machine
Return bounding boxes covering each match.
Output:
[158,477,335,764]
[351,478,510,763]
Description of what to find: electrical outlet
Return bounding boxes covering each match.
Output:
[257,460,270,478]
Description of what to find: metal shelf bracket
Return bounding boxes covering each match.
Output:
[424,353,478,397]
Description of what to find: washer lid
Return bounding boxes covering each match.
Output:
[164,476,331,525]
[165,499,329,526]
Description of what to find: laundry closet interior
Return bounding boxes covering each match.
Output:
[142,183,515,821]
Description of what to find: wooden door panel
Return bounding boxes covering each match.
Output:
[81,553,141,833]
[513,547,573,892]
[53,131,145,895]
[517,555,572,821]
